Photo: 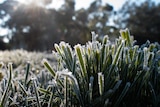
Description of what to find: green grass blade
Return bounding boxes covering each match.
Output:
[25,61,30,87]
[75,44,88,82]
[120,28,132,47]
[112,41,124,65]
[42,59,55,77]
[0,63,12,107]
[114,82,131,107]
[113,80,122,91]
[18,82,28,96]
[32,79,41,107]
[48,86,55,107]
[148,82,157,106]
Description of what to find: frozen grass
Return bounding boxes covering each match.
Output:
[0,28,160,107]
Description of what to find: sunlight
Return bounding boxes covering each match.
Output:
[16,0,29,4]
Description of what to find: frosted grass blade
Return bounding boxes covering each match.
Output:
[42,59,55,77]
[0,63,12,107]
[75,44,88,82]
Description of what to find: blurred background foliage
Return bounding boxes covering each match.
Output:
[0,0,160,51]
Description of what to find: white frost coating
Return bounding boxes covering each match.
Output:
[91,31,98,42]
[56,69,79,87]
[143,47,148,68]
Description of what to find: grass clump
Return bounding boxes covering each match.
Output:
[0,28,160,107]
[44,28,160,107]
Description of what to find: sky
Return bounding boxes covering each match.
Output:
[49,0,127,11]
[49,0,160,10]
[77,0,127,11]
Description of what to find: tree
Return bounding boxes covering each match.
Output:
[87,0,116,37]
[53,0,91,46]
[117,0,160,44]
[0,0,114,51]
[0,38,6,50]
[0,0,60,51]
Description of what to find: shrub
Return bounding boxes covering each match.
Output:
[0,28,160,107]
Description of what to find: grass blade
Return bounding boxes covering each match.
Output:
[32,79,41,107]
[114,82,131,107]
[75,44,88,82]
[0,63,12,107]
[42,59,55,77]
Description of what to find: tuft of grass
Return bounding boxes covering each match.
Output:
[43,28,160,107]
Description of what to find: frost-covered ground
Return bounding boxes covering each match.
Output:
[0,49,54,64]
[0,49,55,76]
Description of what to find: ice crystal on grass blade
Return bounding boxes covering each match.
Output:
[91,31,99,50]
[120,28,132,47]
[91,31,98,42]
[56,69,78,87]
[143,47,149,69]
[98,72,104,96]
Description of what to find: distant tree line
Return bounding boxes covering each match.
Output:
[0,0,159,51]
[117,0,160,45]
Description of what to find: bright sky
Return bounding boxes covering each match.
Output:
[49,0,126,11]
[77,0,126,10]
[49,0,160,10]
